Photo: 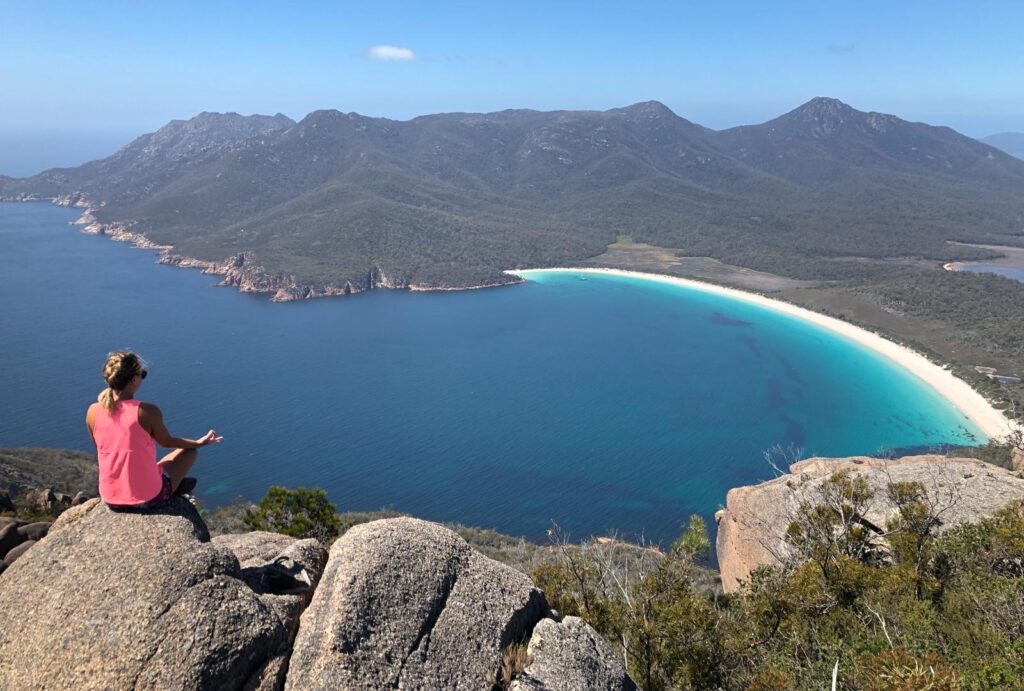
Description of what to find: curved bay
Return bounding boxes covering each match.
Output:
[0,203,980,545]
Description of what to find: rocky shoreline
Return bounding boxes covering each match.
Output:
[2,195,524,303]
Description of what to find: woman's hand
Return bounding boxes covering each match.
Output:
[197,430,224,447]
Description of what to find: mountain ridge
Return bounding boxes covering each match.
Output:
[984,131,1024,160]
[2,97,1023,300]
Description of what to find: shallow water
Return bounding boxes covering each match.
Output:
[958,263,1024,283]
[0,203,982,545]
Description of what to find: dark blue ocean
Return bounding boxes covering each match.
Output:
[0,203,982,545]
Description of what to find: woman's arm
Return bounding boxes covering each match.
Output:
[139,403,222,449]
[85,403,98,447]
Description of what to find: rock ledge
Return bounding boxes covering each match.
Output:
[715,454,1024,593]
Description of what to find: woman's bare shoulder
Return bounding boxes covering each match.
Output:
[85,402,98,427]
[138,402,163,421]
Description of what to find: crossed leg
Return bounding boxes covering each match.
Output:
[158,448,197,491]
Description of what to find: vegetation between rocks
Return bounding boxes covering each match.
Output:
[242,485,342,543]
[534,471,1024,689]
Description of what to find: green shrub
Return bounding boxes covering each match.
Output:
[533,484,1024,688]
[243,486,340,542]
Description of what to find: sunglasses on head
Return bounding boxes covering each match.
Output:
[139,369,148,380]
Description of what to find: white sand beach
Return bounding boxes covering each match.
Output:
[508,267,1013,440]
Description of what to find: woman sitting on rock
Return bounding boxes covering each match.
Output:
[86,351,222,509]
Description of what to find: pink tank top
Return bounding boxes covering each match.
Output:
[92,399,162,505]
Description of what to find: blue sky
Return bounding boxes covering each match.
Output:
[1,1,1022,173]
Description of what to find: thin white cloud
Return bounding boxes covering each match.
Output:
[826,43,856,54]
[368,45,416,62]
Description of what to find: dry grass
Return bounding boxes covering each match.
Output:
[494,642,532,690]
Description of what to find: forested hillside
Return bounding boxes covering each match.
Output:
[3,98,1023,291]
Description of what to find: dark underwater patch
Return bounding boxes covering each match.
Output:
[774,353,806,385]
[711,311,752,327]
[735,335,763,358]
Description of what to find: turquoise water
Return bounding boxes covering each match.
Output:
[0,203,982,545]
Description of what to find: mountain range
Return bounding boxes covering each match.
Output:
[3,98,1023,298]
[983,132,1024,160]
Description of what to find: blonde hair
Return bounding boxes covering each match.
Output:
[97,351,147,411]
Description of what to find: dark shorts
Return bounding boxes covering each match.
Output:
[107,473,173,511]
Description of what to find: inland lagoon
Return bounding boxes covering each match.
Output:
[0,203,998,544]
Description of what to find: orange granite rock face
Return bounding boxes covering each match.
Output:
[715,454,1024,593]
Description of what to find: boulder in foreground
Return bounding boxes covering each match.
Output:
[0,495,632,688]
[0,497,324,691]
[511,616,637,691]
[286,517,550,690]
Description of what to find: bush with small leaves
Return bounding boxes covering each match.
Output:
[243,486,340,542]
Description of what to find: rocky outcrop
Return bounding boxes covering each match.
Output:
[53,192,90,208]
[285,517,550,690]
[0,522,23,560]
[3,539,35,564]
[1013,446,1024,472]
[15,521,50,542]
[160,252,420,302]
[0,497,324,690]
[213,531,328,638]
[21,487,73,515]
[511,616,636,691]
[0,517,46,569]
[715,454,1024,593]
[0,505,632,689]
[211,531,328,691]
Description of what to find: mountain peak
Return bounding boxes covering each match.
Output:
[789,97,859,120]
[156,111,295,136]
[299,110,385,127]
[774,97,870,137]
[615,100,676,118]
[180,111,293,127]
[114,111,295,164]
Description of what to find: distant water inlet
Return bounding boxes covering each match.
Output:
[945,243,1024,284]
[954,264,1024,283]
[0,203,985,545]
